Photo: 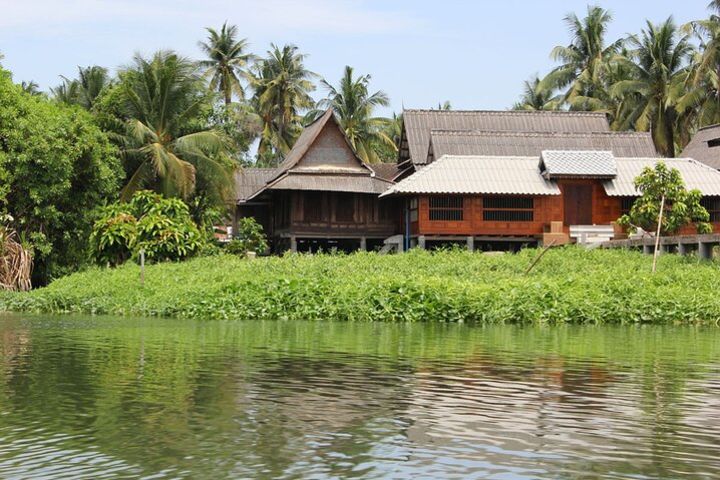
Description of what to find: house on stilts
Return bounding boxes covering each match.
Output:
[235,109,720,253]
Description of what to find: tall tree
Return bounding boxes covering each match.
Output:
[513,76,562,111]
[313,65,395,164]
[20,80,41,96]
[52,66,111,109]
[542,6,623,111]
[117,51,233,201]
[251,44,316,165]
[198,22,255,105]
[612,18,693,157]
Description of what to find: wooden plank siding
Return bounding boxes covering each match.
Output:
[273,191,399,238]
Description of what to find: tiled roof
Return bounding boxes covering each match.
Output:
[540,150,617,178]
[381,155,561,196]
[402,109,611,165]
[267,173,391,194]
[605,157,720,196]
[680,124,720,170]
[428,130,656,162]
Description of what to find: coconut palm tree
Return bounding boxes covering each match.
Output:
[312,65,394,164]
[542,6,623,110]
[251,44,317,164]
[513,76,562,111]
[118,50,232,200]
[20,81,41,96]
[52,66,111,109]
[198,22,255,105]
[612,18,694,157]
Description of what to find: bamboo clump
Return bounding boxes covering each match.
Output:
[0,227,32,291]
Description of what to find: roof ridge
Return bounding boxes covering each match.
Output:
[404,109,607,117]
[428,129,650,137]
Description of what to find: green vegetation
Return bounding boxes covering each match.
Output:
[89,191,203,266]
[225,217,269,255]
[2,248,719,324]
[619,162,711,234]
[519,3,720,157]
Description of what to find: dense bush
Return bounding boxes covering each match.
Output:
[225,217,268,255]
[3,247,720,324]
[0,67,122,284]
[89,191,204,265]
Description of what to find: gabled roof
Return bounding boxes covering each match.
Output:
[427,130,657,162]
[235,168,278,202]
[370,163,401,181]
[381,155,561,197]
[401,109,611,166]
[604,157,720,196]
[680,124,720,170]
[539,150,617,179]
[244,109,392,202]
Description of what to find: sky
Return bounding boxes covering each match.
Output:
[0,0,713,114]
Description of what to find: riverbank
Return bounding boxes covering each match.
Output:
[1,247,719,324]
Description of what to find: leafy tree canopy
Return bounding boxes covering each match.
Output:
[0,67,122,284]
[618,162,711,235]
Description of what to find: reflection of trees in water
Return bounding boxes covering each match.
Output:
[0,318,718,479]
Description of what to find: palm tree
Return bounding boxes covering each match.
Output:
[118,50,232,200]
[513,76,562,110]
[52,66,111,109]
[542,6,623,111]
[251,44,317,164]
[20,81,41,96]
[313,65,394,164]
[679,2,720,128]
[198,22,255,105]
[612,18,694,157]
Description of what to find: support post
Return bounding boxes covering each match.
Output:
[290,236,297,253]
[678,243,688,256]
[418,235,426,250]
[643,243,653,255]
[651,195,665,274]
[698,241,713,260]
[139,248,145,287]
[359,237,367,251]
[466,236,474,252]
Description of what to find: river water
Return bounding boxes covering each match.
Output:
[0,314,718,479]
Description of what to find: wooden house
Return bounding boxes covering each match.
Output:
[235,109,400,252]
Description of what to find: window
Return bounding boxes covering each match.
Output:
[409,197,418,222]
[304,192,323,222]
[702,197,720,222]
[620,197,636,215]
[335,194,355,222]
[483,197,534,221]
[708,138,720,148]
[429,197,464,221]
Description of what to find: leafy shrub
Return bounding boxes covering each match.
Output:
[90,191,203,266]
[225,217,268,255]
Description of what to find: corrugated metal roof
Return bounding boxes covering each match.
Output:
[370,163,401,181]
[680,124,720,170]
[428,130,656,162]
[540,150,617,178]
[403,109,611,166]
[604,157,720,196]
[235,168,278,202]
[268,173,391,194]
[381,155,561,196]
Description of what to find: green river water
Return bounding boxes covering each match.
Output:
[0,314,718,479]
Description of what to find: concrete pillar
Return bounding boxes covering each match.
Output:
[359,237,367,251]
[678,243,689,256]
[418,236,426,249]
[643,243,653,255]
[698,242,713,260]
[466,236,475,252]
[290,236,297,253]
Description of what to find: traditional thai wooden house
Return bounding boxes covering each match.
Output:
[235,109,400,252]
[381,151,720,249]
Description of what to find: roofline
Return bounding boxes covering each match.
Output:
[427,129,652,138]
[402,109,608,117]
[695,123,720,132]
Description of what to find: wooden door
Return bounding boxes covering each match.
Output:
[564,184,593,225]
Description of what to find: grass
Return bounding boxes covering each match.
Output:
[1,247,720,324]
